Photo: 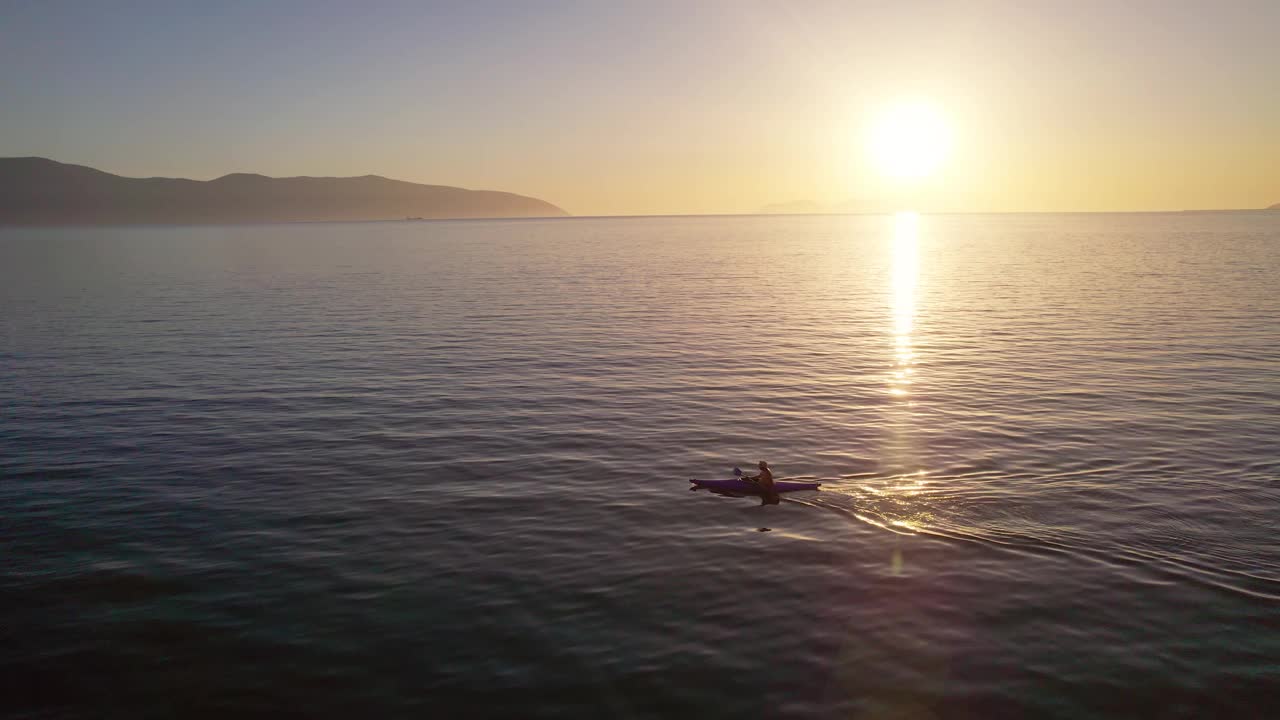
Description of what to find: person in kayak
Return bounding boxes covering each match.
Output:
[745,460,775,492]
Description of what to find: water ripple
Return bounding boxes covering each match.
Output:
[2,213,1278,717]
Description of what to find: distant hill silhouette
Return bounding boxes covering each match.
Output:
[759,200,824,214]
[1269,202,1280,210]
[0,157,568,225]
[758,199,874,215]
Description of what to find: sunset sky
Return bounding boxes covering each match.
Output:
[2,1,1276,216]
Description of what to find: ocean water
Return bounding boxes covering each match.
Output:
[2,213,1278,718]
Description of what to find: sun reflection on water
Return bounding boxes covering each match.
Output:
[889,212,919,397]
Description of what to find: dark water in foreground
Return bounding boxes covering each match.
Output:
[3,214,1278,718]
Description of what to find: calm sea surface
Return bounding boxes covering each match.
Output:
[2,214,1278,718]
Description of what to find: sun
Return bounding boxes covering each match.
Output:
[866,100,952,182]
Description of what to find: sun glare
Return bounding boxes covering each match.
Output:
[867,100,952,182]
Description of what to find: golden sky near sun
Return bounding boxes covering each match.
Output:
[2,2,1277,215]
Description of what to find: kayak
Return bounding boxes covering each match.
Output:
[690,478,822,493]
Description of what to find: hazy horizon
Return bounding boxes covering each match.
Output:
[3,1,1277,215]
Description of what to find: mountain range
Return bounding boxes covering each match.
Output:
[0,157,567,225]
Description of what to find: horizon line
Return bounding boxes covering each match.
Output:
[4,207,1278,232]
[4,156,1276,220]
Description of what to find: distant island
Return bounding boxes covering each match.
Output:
[759,199,872,215]
[763,198,1280,215]
[0,157,568,225]
[759,200,825,215]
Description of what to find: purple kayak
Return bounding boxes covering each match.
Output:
[690,478,822,493]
